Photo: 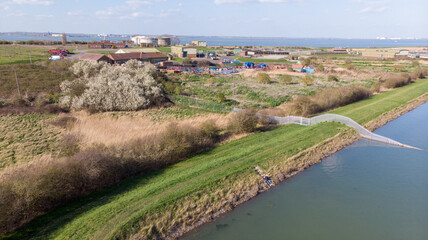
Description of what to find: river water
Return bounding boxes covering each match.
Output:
[184,102,428,240]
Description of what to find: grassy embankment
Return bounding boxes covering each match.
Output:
[5,78,428,239]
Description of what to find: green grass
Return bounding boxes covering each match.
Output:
[0,64,72,96]
[173,57,183,63]
[0,46,50,65]
[155,47,171,53]
[6,78,428,240]
[4,122,343,240]
[331,78,428,124]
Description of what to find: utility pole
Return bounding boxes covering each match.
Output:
[29,52,32,64]
[14,70,21,97]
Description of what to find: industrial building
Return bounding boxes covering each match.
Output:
[409,50,428,59]
[130,36,172,47]
[115,48,160,54]
[108,52,168,64]
[171,46,197,58]
[88,40,126,49]
[190,41,207,47]
[358,48,409,59]
[157,37,171,46]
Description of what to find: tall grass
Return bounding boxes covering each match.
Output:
[0,110,265,235]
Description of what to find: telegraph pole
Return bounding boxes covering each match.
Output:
[14,70,21,97]
[29,52,32,64]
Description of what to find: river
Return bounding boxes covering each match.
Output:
[184,102,428,240]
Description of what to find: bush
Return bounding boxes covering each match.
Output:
[61,61,167,111]
[0,118,222,235]
[58,134,81,157]
[216,92,226,103]
[328,75,339,82]
[301,75,314,86]
[280,75,292,84]
[379,73,412,89]
[288,86,372,116]
[344,63,356,70]
[371,81,381,93]
[256,73,271,84]
[316,64,325,72]
[392,65,406,72]
[227,110,258,134]
[50,115,77,128]
[345,59,353,64]
[412,68,428,79]
[411,61,420,67]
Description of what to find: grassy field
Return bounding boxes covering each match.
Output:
[6,78,428,240]
[0,64,72,96]
[155,47,171,53]
[0,114,61,169]
[0,46,50,65]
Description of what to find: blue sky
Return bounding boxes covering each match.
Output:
[0,0,427,38]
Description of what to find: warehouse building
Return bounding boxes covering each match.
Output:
[88,40,126,49]
[108,52,168,64]
[171,46,197,58]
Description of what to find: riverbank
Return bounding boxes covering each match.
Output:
[171,81,428,239]
[4,79,428,240]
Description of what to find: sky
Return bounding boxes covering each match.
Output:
[0,0,427,38]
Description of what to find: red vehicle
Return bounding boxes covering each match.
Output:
[49,49,69,56]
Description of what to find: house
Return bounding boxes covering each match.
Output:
[79,53,113,64]
[409,50,428,59]
[171,46,197,58]
[108,52,168,64]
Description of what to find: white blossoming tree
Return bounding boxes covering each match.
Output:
[61,60,166,111]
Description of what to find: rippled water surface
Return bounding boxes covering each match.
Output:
[184,103,428,240]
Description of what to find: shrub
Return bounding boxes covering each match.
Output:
[301,75,314,86]
[316,64,325,72]
[50,115,77,129]
[256,73,271,84]
[58,133,81,157]
[328,75,339,82]
[345,59,353,64]
[216,92,226,103]
[280,75,292,84]
[0,118,222,235]
[8,94,27,107]
[288,86,372,116]
[371,81,381,93]
[344,63,356,70]
[200,120,220,141]
[411,61,420,67]
[61,62,167,111]
[380,73,412,89]
[392,65,406,72]
[227,110,258,134]
[412,68,428,79]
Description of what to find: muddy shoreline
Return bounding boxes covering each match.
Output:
[134,93,428,240]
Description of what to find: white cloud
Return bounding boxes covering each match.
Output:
[120,12,153,19]
[9,0,54,5]
[126,0,152,7]
[214,0,290,4]
[354,0,389,13]
[35,14,53,18]
[6,10,26,16]
[67,10,83,16]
